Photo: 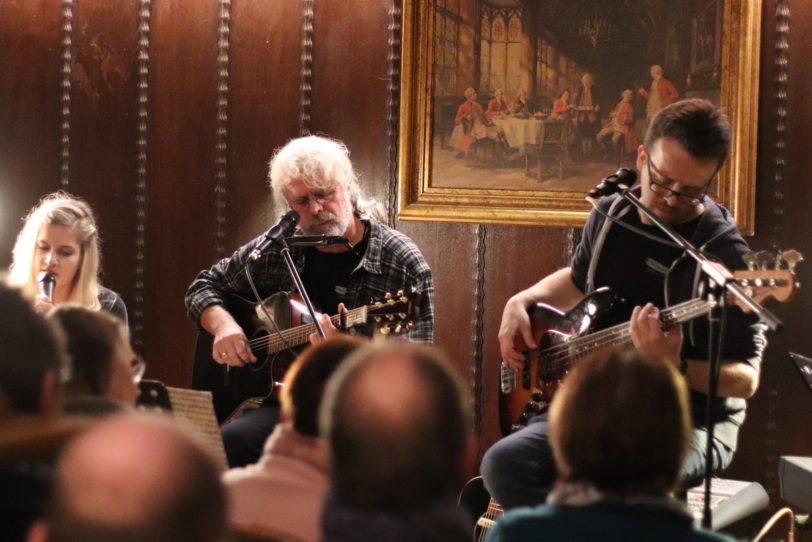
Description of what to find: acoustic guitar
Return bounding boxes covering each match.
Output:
[500,267,798,435]
[192,289,421,422]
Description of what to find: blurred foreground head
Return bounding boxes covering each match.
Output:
[30,414,226,542]
[550,346,691,496]
[321,342,471,509]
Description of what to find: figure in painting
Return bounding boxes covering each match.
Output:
[486,88,510,117]
[596,89,639,161]
[573,73,601,160]
[638,64,679,128]
[551,89,574,120]
[450,87,509,164]
[510,89,540,118]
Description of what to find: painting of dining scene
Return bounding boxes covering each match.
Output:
[431,0,723,193]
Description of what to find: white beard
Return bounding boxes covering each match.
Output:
[302,204,353,237]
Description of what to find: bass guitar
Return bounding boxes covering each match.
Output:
[192,289,421,422]
[500,267,798,435]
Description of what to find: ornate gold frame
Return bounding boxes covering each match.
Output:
[398,0,760,234]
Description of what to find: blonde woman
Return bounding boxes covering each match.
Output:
[8,192,127,323]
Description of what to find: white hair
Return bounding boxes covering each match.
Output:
[267,135,385,221]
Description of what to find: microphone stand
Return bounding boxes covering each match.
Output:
[276,234,353,340]
[592,185,782,528]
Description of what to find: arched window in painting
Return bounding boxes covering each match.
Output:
[489,14,507,93]
[480,7,522,100]
[433,0,459,98]
[505,12,522,97]
[479,11,490,92]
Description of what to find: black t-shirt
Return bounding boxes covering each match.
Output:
[302,230,369,314]
[573,208,700,328]
[570,194,767,450]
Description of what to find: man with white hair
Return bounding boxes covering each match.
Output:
[185,135,434,467]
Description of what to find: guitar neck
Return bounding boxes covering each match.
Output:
[262,305,369,354]
[544,297,714,374]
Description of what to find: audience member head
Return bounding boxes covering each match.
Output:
[321,342,471,510]
[549,346,691,497]
[48,305,140,408]
[9,192,103,309]
[280,335,365,437]
[0,281,67,414]
[643,98,731,167]
[29,414,226,542]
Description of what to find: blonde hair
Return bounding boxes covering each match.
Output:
[268,135,385,222]
[8,192,102,310]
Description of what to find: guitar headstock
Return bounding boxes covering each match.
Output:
[733,249,803,310]
[368,288,422,336]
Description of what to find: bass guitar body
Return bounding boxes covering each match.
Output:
[499,288,621,435]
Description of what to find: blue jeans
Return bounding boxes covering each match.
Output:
[480,413,734,510]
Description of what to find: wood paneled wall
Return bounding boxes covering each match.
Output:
[1,0,811,510]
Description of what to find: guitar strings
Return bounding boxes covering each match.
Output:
[542,299,709,372]
[535,298,710,376]
[243,267,299,359]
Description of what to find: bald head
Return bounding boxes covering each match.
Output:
[45,414,226,542]
[321,342,470,510]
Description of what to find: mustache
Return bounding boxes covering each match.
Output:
[309,212,338,223]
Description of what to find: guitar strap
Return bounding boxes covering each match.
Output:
[585,196,630,295]
[588,195,734,349]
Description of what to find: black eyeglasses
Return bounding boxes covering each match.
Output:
[287,188,337,212]
[645,154,716,206]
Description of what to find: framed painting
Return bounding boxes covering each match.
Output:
[398,0,761,234]
[691,0,722,75]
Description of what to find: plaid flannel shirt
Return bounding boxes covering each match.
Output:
[185,219,434,343]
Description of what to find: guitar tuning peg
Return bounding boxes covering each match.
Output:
[394,324,402,334]
[396,289,404,297]
[374,316,382,324]
[384,292,392,300]
[754,250,773,270]
[407,322,414,329]
[743,252,757,271]
[380,326,391,335]
[387,314,395,321]
[782,249,804,273]
[773,250,785,270]
[398,312,407,320]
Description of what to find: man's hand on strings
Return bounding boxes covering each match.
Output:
[629,303,682,371]
[211,319,257,366]
[308,303,346,345]
[498,296,536,372]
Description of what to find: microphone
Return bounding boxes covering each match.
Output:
[38,271,56,302]
[248,210,300,260]
[587,168,637,199]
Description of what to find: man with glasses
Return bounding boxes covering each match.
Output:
[481,99,766,510]
[185,135,434,467]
